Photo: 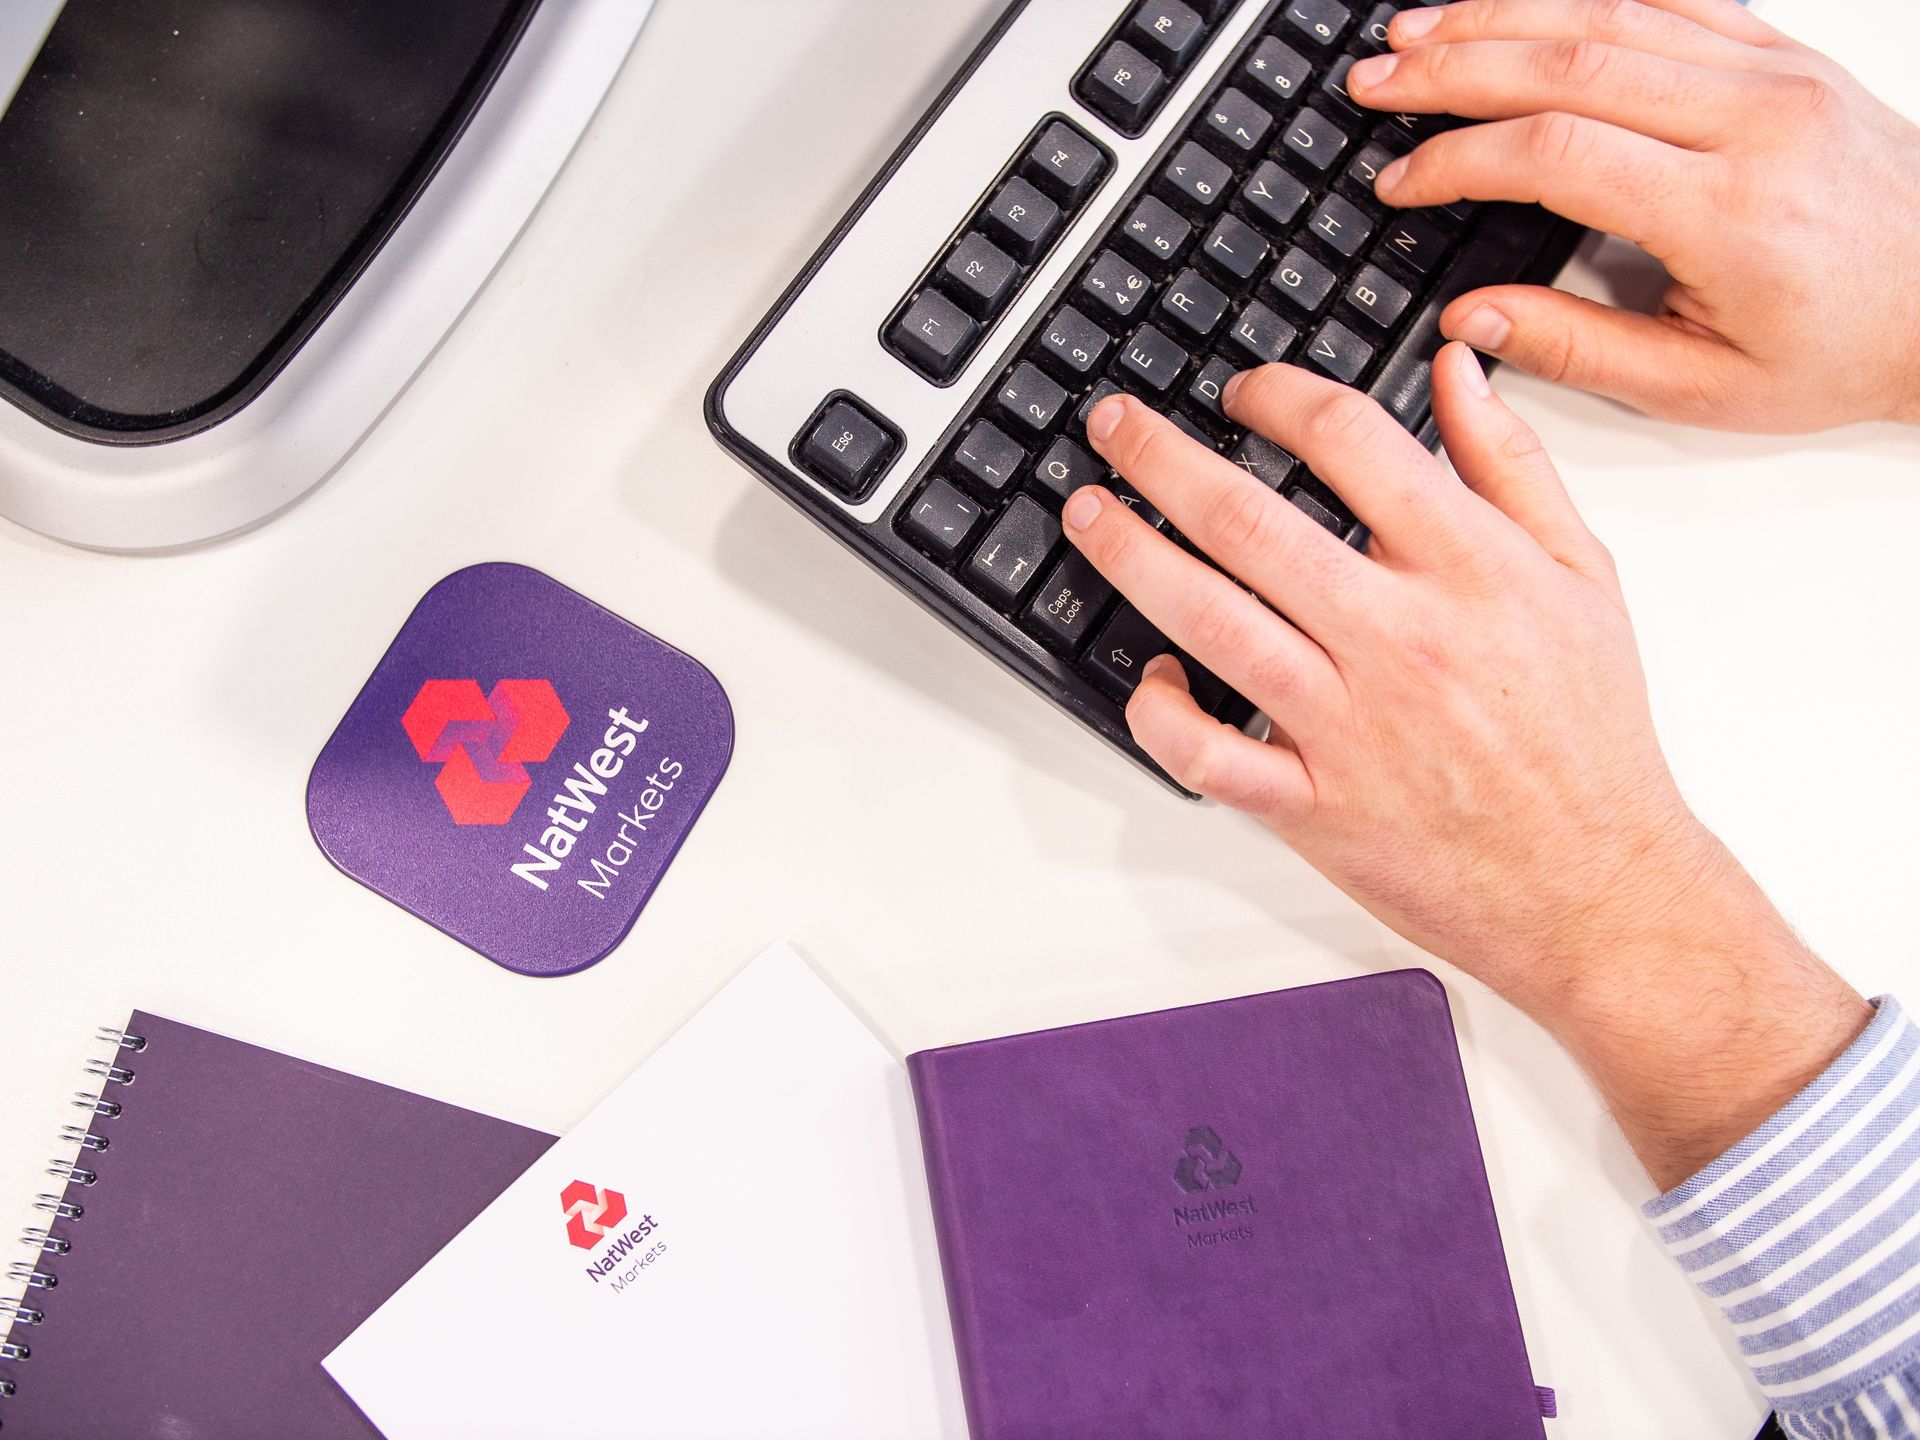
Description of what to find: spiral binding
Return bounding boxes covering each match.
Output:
[1,1024,142,1420]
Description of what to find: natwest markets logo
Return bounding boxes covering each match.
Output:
[560,1179,628,1250]
[402,678,570,825]
[563,1179,665,1289]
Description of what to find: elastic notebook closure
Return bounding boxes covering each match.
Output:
[0,1024,144,1409]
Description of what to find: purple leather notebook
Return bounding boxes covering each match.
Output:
[907,970,1554,1439]
[0,1011,554,1438]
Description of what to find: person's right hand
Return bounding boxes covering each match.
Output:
[1346,0,1920,433]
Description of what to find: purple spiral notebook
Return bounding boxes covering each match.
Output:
[907,969,1555,1439]
[0,1012,554,1439]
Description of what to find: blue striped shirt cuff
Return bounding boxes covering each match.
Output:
[1644,997,1920,1435]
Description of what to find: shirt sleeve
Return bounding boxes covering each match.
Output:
[1643,997,1920,1439]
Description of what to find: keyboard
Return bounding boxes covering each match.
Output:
[707,0,1583,795]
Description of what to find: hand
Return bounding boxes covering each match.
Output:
[1344,0,1920,432]
[1065,360,1869,1184]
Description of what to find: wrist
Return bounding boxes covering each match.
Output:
[1521,819,1871,1187]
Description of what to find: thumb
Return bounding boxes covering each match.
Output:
[1441,285,1759,429]
[1429,342,1617,592]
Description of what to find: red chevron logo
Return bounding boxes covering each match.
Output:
[560,1179,628,1251]
[401,679,570,826]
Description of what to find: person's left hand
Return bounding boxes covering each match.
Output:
[1063,349,1702,1016]
[1060,356,1870,1183]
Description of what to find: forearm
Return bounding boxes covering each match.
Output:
[1507,819,1872,1190]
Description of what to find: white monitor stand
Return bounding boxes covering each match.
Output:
[0,0,654,552]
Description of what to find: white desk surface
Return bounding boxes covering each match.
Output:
[3,1,1917,1434]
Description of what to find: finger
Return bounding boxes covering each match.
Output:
[1127,655,1312,819]
[1061,485,1340,716]
[1374,112,1719,256]
[1350,40,1766,149]
[1219,364,1486,571]
[1429,342,1616,587]
[1609,0,1784,48]
[1390,0,1775,69]
[1441,284,1760,427]
[1085,392,1371,636]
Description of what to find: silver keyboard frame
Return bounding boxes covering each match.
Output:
[711,0,1273,526]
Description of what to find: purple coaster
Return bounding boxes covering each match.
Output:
[307,564,733,976]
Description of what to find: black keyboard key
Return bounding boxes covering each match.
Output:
[1030,436,1103,506]
[1377,213,1452,276]
[1086,606,1172,700]
[939,233,1021,319]
[1167,411,1217,449]
[1240,161,1309,234]
[797,397,898,499]
[1161,141,1232,214]
[888,289,978,381]
[900,477,986,561]
[1187,354,1237,420]
[996,361,1070,437]
[952,419,1025,498]
[1080,249,1154,323]
[1025,550,1117,656]
[1112,480,1168,529]
[1023,120,1107,207]
[1198,213,1269,285]
[1366,205,1566,435]
[1343,263,1411,329]
[1115,322,1189,397]
[1126,1,1208,71]
[1201,87,1274,159]
[1339,141,1396,208]
[1118,195,1192,268]
[981,177,1063,264]
[1241,37,1311,110]
[1225,300,1298,366]
[1229,432,1299,489]
[1037,304,1112,378]
[1181,659,1233,716]
[1281,0,1351,48]
[1185,0,1236,21]
[1306,194,1373,259]
[1160,267,1230,340]
[1355,3,1398,53]
[1381,108,1460,149]
[1281,106,1348,171]
[1270,245,1338,317]
[1075,379,1124,438]
[1304,318,1373,382]
[1320,55,1364,120]
[1286,485,1346,534]
[968,495,1061,608]
[1081,41,1166,134]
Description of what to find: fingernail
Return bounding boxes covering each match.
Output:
[1142,653,1183,684]
[1391,7,1442,41]
[1063,487,1104,532]
[1087,394,1126,443]
[1456,343,1492,398]
[1349,53,1398,91]
[1222,371,1247,408]
[1450,304,1512,351]
[1376,156,1409,196]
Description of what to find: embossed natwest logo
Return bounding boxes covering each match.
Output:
[1174,1125,1242,1194]
[560,1180,628,1250]
[401,679,570,826]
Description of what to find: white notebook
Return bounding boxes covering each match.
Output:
[324,943,966,1438]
